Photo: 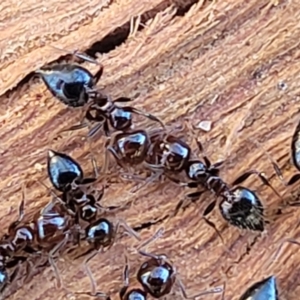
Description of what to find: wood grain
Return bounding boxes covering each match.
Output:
[0,0,300,299]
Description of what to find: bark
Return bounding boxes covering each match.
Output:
[0,0,299,299]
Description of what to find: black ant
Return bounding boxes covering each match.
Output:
[36,48,103,107]
[61,93,165,138]
[0,185,76,293]
[69,216,141,298]
[167,138,283,233]
[46,149,118,221]
[118,250,223,299]
[102,127,190,187]
[239,276,278,300]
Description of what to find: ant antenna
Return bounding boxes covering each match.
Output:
[48,45,101,65]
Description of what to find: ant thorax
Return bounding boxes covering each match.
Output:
[187,161,207,180]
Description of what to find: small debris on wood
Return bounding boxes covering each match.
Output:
[277,80,288,91]
[196,120,212,132]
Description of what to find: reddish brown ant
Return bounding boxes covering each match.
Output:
[239,276,278,300]
[36,47,104,108]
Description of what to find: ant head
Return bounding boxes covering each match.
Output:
[185,160,207,181]
[47,150,83,192]
[37,64,95,107]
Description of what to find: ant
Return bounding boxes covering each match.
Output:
[69,215,142,298]
[170,138,283,233]
[61,93,165,138]
[102,127,190,186]
[0,185,75,292]
[118,250,223,299]
[46,149,120,222]
[36,47,103,107]
[239,276,278,300]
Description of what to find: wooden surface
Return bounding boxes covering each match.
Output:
[1,0,300,299]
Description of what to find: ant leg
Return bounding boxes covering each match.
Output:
[101,131,124,174]
[120,172,149,183]
[266,237,300,270]
[113,97,133,103]
[231,170,282,200]
[136,227,164,251]
[119,254,130,299]
[93,65,104,85]
[195,139,212,167]
[72,250,109,299]
[36,179,64,204]
[123,255,130,283]
[103,146,123,173]
[117,218,141,242]
[87,121,105,138]
[8,184,26,232]
[86,137,99,178]
[130,170,164,194]
[202,200,225,244]
[138,250,168,262]
[83,251,99,296]
[176,276,223,299]
[173,187,206,217]
[48,233,70,289]
[62,122,89,133]
[122,106,165,129]
[287,173,300,185]
[94,185,130,213]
